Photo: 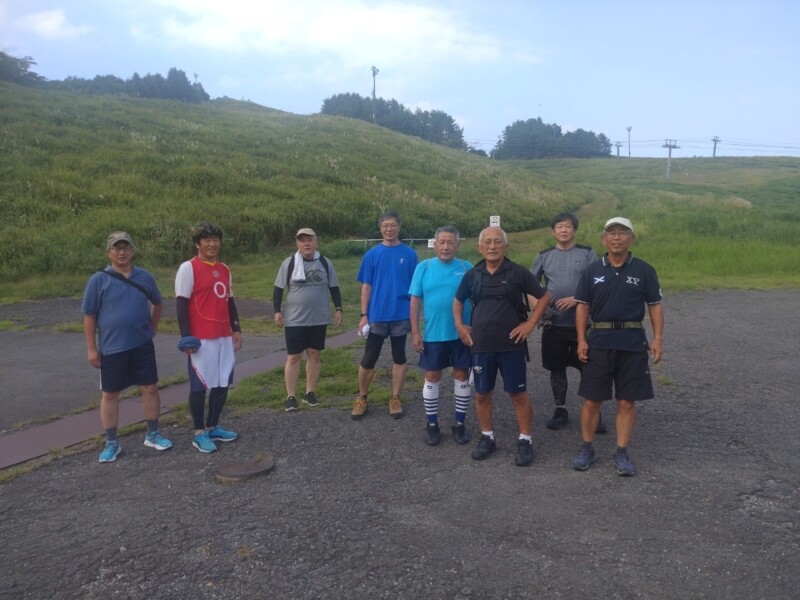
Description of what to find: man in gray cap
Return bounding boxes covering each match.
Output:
[571,217,664,476]
[82,231,171,463]
[273,228,343,411]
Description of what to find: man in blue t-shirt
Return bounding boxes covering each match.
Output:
[409,226,473,446]
[571,217,664,476]
[352,211,418,420]
[82,231,172,463]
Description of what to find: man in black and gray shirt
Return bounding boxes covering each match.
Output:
[531,213,605,433]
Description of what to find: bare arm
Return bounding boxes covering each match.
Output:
[510,291,551,343]
[150,303,162,335]
[453,297,472,347]
[83,314,101,369]
[647,302,664,364]
[410,295,423,352]
[359,283,372,330]
[576,302,590,363]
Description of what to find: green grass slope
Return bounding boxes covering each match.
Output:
[0,83,573,282]
[2,82,798,297]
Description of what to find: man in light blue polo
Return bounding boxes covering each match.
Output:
[409,226,473,446]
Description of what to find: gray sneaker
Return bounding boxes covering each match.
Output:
[613,447,635,476]
[571,443,597,471]
[303,391,319,407]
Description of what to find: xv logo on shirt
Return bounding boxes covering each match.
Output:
[626,276,640,286]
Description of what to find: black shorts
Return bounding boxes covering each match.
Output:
[541,325,582,372]
[285,325,327,355]
[578,348,653,402]
[100,340,158,393]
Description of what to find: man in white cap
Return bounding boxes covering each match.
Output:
[273,228,343,411]
[571,217,664,476]
[82,231,172,462]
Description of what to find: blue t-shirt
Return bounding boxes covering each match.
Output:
[82,267,162,355]
[357,243,418,323]
[409,257,473,341]
[574,253,662,352]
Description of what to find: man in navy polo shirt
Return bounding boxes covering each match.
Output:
[571,217,664,476]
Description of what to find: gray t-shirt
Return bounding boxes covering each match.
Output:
[274,256,339,326]
[531,244,597,327]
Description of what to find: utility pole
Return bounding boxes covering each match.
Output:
[614,141,622,157]
[662,139,680,179]
[711,136,720,158]
[371,66,379,123]
[626,126,632,157]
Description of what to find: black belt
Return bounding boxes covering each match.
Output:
[590,321,643,330]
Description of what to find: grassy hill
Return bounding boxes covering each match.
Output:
[1,82,799,302]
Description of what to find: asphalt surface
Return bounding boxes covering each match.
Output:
[1,290,798,599]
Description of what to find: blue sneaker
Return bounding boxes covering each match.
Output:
[208,425,238,442]
[99,441,121,463]
[572,443,597,471]
[144,431,173,451]
[613,447,635,476]
[192,431,217,453]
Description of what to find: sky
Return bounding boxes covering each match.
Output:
[2,0,799,157]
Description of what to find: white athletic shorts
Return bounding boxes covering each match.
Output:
[190,337,235,389]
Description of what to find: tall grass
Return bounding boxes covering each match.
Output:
[2,83,799,297]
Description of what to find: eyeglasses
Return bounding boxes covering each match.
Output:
[109,245,133,252]
[603,230,632,238]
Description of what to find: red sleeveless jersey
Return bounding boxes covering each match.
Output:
[187,257,232,339]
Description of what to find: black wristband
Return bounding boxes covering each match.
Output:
[360,312,367,317]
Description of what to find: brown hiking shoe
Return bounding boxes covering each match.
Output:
[389,395,404,419]
[351,395,368,420]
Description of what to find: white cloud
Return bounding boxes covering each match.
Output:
[14,8,90,40]
[141,0,503,68]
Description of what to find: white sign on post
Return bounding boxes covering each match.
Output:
[427,238,435,248]
[490,215,501,227]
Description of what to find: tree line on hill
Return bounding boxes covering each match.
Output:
[0,51,208,103]
[2,50,612,159]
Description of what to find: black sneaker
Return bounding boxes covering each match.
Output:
[451,423,470,445]
[515,438,534,466]
[613,447,635,476]
[572,443,597,471]
[471,434,496,460]
[425,423,441,446]
[303,391,319,407]
[285,396,298,412]
[595,413,607,434]
[546,407,569,430]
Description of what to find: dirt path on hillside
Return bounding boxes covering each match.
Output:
[1,290,799,599]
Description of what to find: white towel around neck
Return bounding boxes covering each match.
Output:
[291,250,320,282]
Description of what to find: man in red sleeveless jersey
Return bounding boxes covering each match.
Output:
[175,223,243,453]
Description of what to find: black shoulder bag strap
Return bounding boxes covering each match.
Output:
[99,269,154,303]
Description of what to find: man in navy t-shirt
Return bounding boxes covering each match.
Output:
[571,217,664,476]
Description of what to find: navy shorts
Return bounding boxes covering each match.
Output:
[285,325,327,355]
[419,339,471,371]
[100,340,158,393]
[541,325,583,372]
[471,350,527,394]
[578,348,654,402]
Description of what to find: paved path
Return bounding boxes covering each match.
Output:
[0,329,358,469]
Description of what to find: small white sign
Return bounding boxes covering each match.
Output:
[490,215,500,227]
[427,238,436,248]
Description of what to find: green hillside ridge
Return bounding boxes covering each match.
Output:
[2,82,799,298]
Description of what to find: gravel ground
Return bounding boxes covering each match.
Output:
[1,290,798,599]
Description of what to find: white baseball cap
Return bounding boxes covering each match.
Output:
[603,217,634,233]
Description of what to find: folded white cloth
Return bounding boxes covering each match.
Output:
[291,250,320,282]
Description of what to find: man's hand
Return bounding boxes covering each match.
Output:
[333,310,343,328]
[412,332,424,353]
[274,312,284,327]
[87,349,101,369]
[577,340,589,363]
[650,337,663,364]
[554,296,577,312]
[233,331,243,352]
[509,321,535,344]
[457,324,473,348]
